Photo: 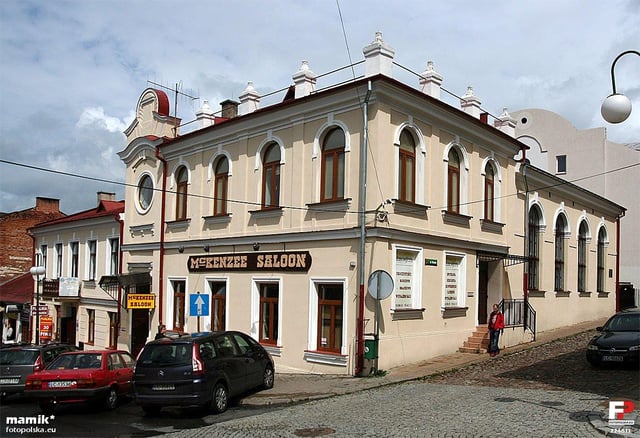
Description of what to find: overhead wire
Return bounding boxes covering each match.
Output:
[1,158,636,215]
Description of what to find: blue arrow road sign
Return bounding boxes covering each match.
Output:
[190,293,209,317]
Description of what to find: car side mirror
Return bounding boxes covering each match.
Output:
[596,326,603,332]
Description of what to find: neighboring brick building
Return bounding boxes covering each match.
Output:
[0,197,65,282]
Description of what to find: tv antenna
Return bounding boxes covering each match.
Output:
[147,80,199,136]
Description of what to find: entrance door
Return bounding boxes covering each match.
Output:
[131,309,149,358]
[478,261,489,325]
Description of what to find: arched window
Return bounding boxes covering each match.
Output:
[398,129,416,203]
[578,221,588,292]
[321,128,345,201]
[554,214,567,292]
[597,227,607,292]
[528,205,542,290]
[175,166,188,220]
[484,164,495,221]
[214,157,229,215]
[447,149,461,213]
[262,143,281,209]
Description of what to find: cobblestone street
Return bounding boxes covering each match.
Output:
[427,329,639,402]
[162,330,639,437]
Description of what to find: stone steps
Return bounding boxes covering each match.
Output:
[459,326,489,353]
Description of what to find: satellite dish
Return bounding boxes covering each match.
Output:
[367,270,394,300]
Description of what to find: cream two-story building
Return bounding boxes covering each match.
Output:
[117,33,624,373]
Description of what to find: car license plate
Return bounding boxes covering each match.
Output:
[602,355,624,362]
[0,378,19,385]
[48,381,75,388]
[152,384,175,391]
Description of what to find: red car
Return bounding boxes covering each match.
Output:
[25,350,135,413]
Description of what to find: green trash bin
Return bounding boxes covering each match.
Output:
[364,339,378,360]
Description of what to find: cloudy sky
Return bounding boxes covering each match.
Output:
[0,0,638,214]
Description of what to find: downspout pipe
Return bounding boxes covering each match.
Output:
[615,210,625,311]
[116,211,124,348]
[521,151,530,333]
[155,147,167,326]
[356,81,372,376]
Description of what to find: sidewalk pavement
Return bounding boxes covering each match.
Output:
[240,318,639,437]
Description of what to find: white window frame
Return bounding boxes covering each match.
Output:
[205,277,229,332]
[167,277,188,332]
[307,277,348,355]
[250,277,283,346]
[394,121,427,205]
[107,237,119,275]
[442,252,467,308]
[86,239,97,281]
[55,243,63,278]
[392,245,423,310]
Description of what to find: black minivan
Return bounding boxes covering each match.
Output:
[133,331,274,414]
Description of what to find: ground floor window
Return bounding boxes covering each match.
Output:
[209,280,226,332]
[108,312,117,349]
[393,246,422,310]
[317,283,343,353]
[171,279,186,331]
[87,309,95,344]
[259,282,279,345]
[443,253,466,308]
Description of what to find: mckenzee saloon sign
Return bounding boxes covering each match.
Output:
[187,251,312,272]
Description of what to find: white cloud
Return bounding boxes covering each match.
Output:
[76,107,130,133]
[1,0,638,213]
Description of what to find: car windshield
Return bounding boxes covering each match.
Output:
[48,353,103,370]
[604,314,640,332]
[0,349,39,365]
[137,343,192,367]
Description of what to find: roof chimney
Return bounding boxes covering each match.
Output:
[239,81,260,115]
[97,192,115,204]
[293,60,317,98]
[195,100,215,128]
[494,108,517,137]
[363,31,395,78]
[460,86,482,119]
[35,197,60,214]
[220,99,239,119]
[419,61,443,99]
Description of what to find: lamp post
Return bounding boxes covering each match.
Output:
[601,50,639,124]
[30,266,45,345]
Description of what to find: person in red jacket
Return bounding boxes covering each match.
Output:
[487,303,505,357]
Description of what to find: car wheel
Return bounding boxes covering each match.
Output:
[210,383,228,414]
[262,365,274,390]
[39,400,55,415]
[104,386,118,410]
[142,405,161,416]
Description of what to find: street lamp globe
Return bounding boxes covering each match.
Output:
[601,93,632,124]
[30,266,45,279]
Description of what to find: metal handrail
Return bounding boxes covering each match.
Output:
[499,299,536,340]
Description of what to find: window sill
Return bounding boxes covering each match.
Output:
[129,223,155,238]
[442,211,472,226]
[306,198,352,213]
[203,213,232,226]
[261,344,282,357]
[528,290,546,298]
[249,207,284,219]
[578,291,592,297]
[441,306,468,318]
[392,200,430,218]
[597,291,610,298]
[480,219,505,233]
[555,290,571,298]
[391,308,425,321]
[165,218,191,230]
[304,350,347,367]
